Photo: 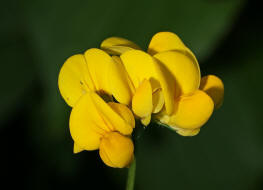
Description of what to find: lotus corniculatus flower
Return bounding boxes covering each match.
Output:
[58,50,135,168]
[58,31,224,168]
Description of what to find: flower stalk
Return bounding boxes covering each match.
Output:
[126,157,136,190]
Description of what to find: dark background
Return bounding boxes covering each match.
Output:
[1,0,263,189]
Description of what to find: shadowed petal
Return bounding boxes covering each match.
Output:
[108,102,135,129]
[152,88,165,114]
[132,79,153,118]
[109,56,135,105]
[169,90,214,129]
[101,37,141,55]
[99,132,134,168]
[73,143,85,153]
[157,90,214,131]
[141,115,151,126]
[120,50,158,88]
[148,32,201,81]
[154,51,200,97]
[200,75,224,109]
[84,48,116,94]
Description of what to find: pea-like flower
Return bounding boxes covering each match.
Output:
[58,31,224,169]
[58,49,135,168]
[101,32,224,135]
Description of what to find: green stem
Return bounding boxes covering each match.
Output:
[126,157,136,190]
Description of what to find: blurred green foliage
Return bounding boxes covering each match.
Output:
[2,0,263,189]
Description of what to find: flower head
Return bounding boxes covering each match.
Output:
[58,31,224,168]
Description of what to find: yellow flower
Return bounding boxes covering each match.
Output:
[100,32,224,135]
[58,49,135,168]
[58,31,224,169]
[70,92,135,168]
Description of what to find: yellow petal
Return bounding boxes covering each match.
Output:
[148,32,187,55]
[120,49,176,115]
[132,79,153,118]
[108,102,135,129]
[90,93,134,135]
[69,93,106,151]
[70,92,134,150]
[200,75,224,109]
[154,51,200,97]
[58,54,95,107]
[101,37,140,55]
[102,46,135,55]
[120,50,158,88]
[155,111,201,137]
[99,132,134,168]
[109,56,135,105]
[176,128,200,137]
[101,37,140,49]
[152,59,176,115]
[148,32,201,80]
[168,90,214,129]
[73,143,85,154]
[84,48,115,94]
[141,115,151,126]
[152,88,164,113]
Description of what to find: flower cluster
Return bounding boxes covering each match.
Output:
[58,32,224,168]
